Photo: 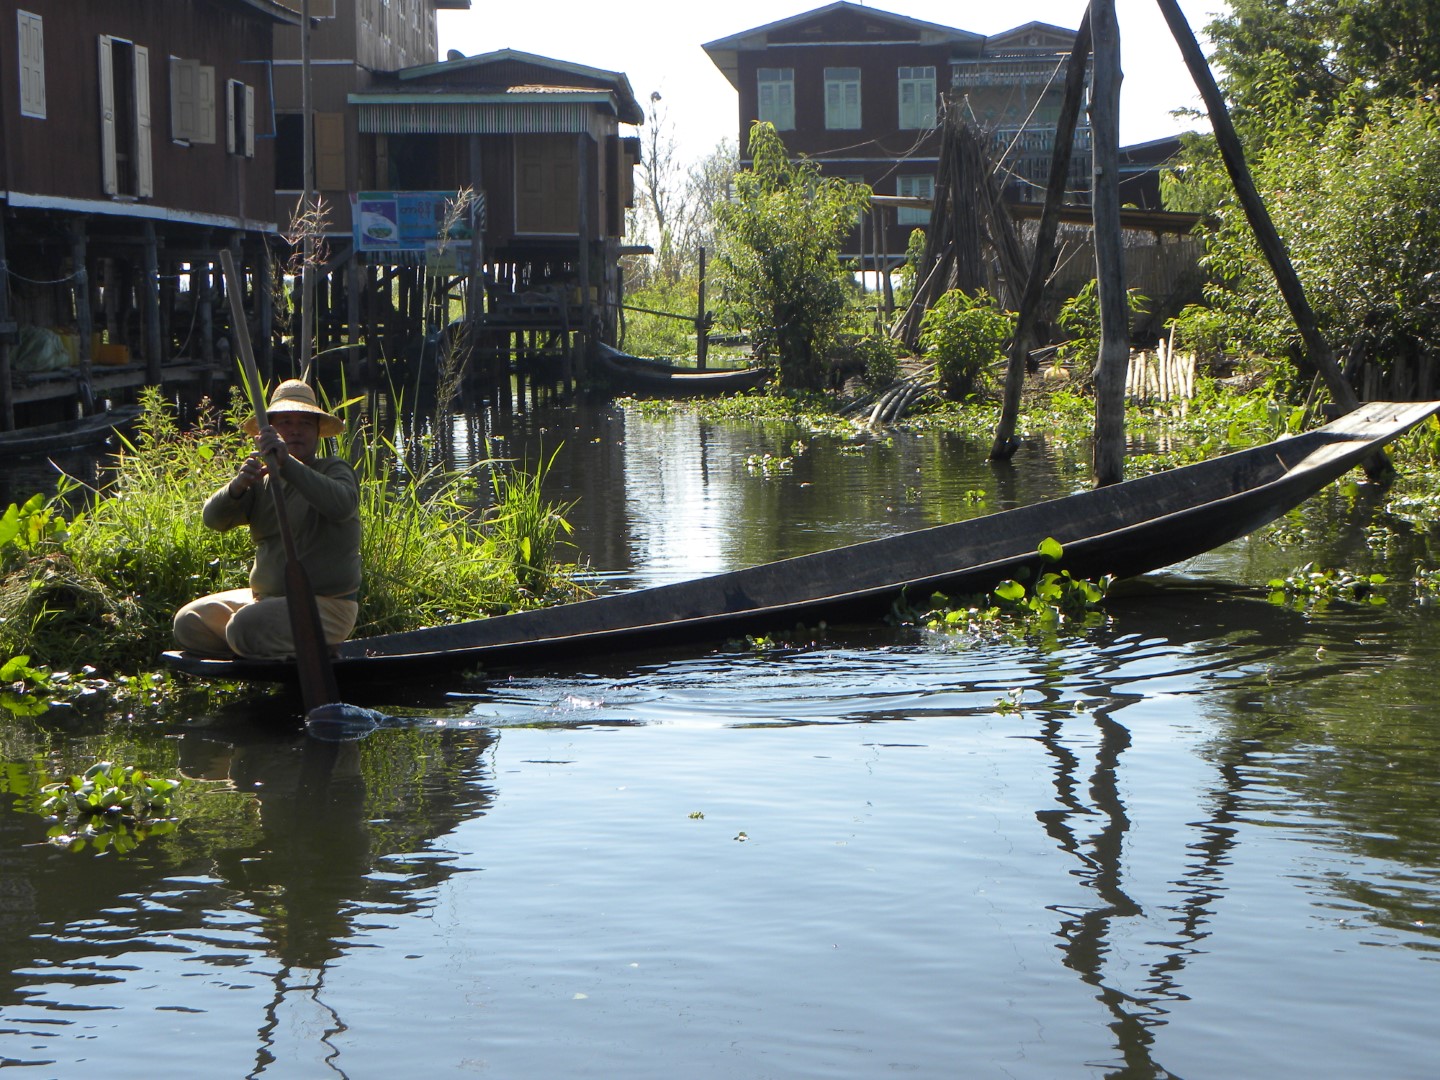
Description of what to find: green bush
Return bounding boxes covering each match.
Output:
[713,122,871,389]
[918,289,1014,400]
[1055,280,1149,382]
[852,333,901,389]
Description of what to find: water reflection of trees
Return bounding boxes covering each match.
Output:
[1026,575,1440,1076]
[1195,596,1440,941]
[0,718,496,1064]
[1023,620,1260,1079]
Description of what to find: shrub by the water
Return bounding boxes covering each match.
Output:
[0,386,578,684]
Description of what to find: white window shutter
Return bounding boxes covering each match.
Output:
[197,66,215,145]
[99,35,117,195]
[134,45,152,196]
[244,83,255,158]
[18,12,46,119]
[171,56,196,141]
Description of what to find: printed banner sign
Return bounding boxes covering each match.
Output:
[350,191,485,269]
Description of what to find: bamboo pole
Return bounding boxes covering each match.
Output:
[990,7,1093,460]
[1091,0,1129,486]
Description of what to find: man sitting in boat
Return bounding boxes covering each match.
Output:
[172,380,360,659]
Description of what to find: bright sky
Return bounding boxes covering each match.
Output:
[437,0,1225,163]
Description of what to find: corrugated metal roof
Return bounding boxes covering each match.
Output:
[354,99,600,135]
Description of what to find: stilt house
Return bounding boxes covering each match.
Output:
[0,0,300,430]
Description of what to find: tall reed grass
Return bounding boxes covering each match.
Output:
[0,385,578,680]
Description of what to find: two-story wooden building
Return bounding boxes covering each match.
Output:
[269,0,470,227]
[0,0,302,430]
[268,6,641,389]
[703,2,1090,269]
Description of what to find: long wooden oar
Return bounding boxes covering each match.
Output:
[219,249,340,713]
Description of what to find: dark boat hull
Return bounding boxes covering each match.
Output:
[596,343,771,395]
[0,405,140,457]
[162,400,1440,685]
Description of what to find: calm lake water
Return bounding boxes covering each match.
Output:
[3,400,1439,1078]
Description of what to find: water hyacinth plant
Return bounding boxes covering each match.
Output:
[39,760,183,855]
[899,538,1112,643]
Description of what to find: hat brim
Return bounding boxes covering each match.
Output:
[243,405,344,438]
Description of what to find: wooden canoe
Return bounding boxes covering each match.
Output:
[596,342,772,396]
[162,399,1440,686]
[0,405,140,457]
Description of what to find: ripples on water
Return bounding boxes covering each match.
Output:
[2,405,1439,1077]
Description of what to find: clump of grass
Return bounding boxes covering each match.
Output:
[344,420,579,636]
[0,384,579,681]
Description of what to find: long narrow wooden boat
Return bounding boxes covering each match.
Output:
[0,404,141,457]
[163,400,1440,686]
[596,342,772,395]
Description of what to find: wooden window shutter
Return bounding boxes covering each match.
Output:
[171,56,197,141]
[315,112,346,191]
[18,11,46,119]
[196,66,215,144]
[225,78,237,154]
[244,83,255,158]
[135,45,153,195]
[98,36,118,195]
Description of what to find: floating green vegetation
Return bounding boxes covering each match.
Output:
[1267,563,1387,608]
[899,538,1112,645]
[38,760,183,855]
[1414,567,1440,595]
[744,452,793,476]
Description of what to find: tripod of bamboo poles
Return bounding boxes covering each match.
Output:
[984,0,1382,483]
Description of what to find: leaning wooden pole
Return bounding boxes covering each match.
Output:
[990,7,1093,460]
[1090,0,1130,486]
[1152,0,1357,414]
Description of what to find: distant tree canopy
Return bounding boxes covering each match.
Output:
[1166,86,1440,385]
[712,122,870,389]
[626,93,738,289]
[1206,0,1440,128]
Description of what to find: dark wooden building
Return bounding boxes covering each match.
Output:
[703,2,1090,269]
[269,0,470,232]
[0,0,300,430]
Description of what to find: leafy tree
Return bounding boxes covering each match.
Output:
[1169,84,1440,388]
[1206,0,1440,127]
[713,122,870,388]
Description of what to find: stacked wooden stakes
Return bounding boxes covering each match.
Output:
[893,113,1027,347]
[847,113,1029,429]
[867,1,1380,480]
[1124,331,1197,405]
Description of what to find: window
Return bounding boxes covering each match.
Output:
[898,66,937,130]
[897,174,933,226]
[824,67,861,130]
[274,114,304,189]
[516,135,579,234]
[315,112,346,191]
[756,67,794,131]
[99,35,152,198]
[18,10,45,118]
[226,78,255,158]
[169,57,215,143]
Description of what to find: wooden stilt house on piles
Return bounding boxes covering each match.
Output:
[343,48,644,394]
[0,0,301,433]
